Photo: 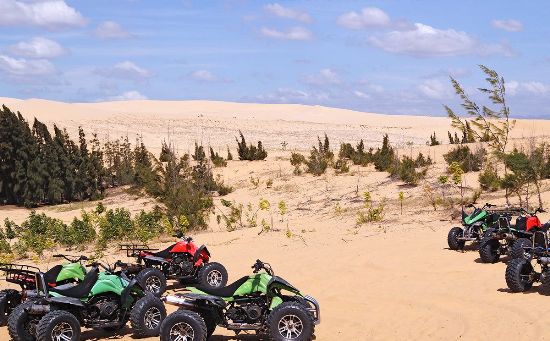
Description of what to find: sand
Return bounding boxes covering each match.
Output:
[0,98,549,340]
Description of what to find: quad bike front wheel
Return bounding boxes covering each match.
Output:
[447,227,465,250]
[479,230,500,263]
[136,267,167,297]
[0,289,22,326]
[197,262,228,289]
[506,258,535,292]
[509,238,532,260]
[130,294,166,338]
[160,310,207,341]
[36,310,81,341]
[267,302,315,341]
[7,300,37,341]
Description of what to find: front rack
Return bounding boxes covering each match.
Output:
[0,263,40,287]
[119,244,158,258]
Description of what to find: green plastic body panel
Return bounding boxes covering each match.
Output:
[56,263,86,282]
[232,274,272,296]
[464,210,487,225]
[89,272,128,297]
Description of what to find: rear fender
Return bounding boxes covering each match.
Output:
[193,246,210,266]
[184,293,225,308]
[45,296,85,308]
[121,279,142,308]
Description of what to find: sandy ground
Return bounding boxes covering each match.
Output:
[0,98,549,340]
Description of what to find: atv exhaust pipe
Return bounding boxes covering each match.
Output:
[162,295,195,308]
[28,304,50,315]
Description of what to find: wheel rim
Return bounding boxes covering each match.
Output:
[145,276,162,293]
[278,314,303,339]
[169,321,195,341]
[144,307,161,330]
[51,321,73,341]
[207,270,223,287]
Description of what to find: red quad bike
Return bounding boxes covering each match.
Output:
[120,232,228,297]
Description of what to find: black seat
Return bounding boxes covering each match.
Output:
[44,265,63,284]
[195,276,249,297]
[152,244,175,258]
[50,267,99,298]
[516,216,527,231]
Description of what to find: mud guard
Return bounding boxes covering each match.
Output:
[193,245,210,266]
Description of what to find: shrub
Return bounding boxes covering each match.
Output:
[210,147,227,167]
[305,134,334,176]
[334,158,350,174]
[290,152,306,175]
[428,132,440,146]
[373,134,395,172]
[391,156,427,186]
[236,131,268,161]
[98,208,133,245]
[443,145,486,172]
[133,210,163,242]
[415,153,433,167]
[4,218,17,240]
[19,211,60,257]
[479,164,501,192]
[227,147,233,161]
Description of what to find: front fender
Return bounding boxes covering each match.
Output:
[193,246,210,266]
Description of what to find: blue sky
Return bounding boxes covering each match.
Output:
[0,0,549,118]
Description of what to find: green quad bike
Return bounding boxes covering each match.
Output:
[160,259,320,341]
[8,260,166,341]
[478,207,546,263]
[447,203,499,250]
[0,254,88,326]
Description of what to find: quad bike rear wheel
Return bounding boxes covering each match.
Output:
[197,262,228,289]
[7,300,37,341]
[447,227,465,250]
[506,258,535,292]
[267,302,315,341]
[0,289,22,326]
[36,310,81,341]
[130,294,166,338]
[160,310,207,341]
[479,230,500,263]
[136,268,167,297]
[510,238,532,260]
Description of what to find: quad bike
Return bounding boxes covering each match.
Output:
[7,260,166,341]
[505,223,550,292]
[447,203,500,250]
[478,207,546,263]
[160,259,320,341]
[120,232,228,297]
[0,254,88,326]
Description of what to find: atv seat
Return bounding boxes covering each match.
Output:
[50,267,99,298]
[151,244,175,259]
[516,216,527,231]
[195,276,249,297]
[44,265,63,284]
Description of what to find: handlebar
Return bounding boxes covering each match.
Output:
[172,231,192,243]
[251,259,274,276]
[53,254,89,263]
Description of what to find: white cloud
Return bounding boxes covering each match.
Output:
[520,81,550,95]
[337,7,390,29]
[303,68,341,85]
[0,54,56,77]
[353,90,371,99]
[418,78,452,99]
[368,23,511,57]
[107,90,148,101]
[492,19,523,32]
[264,3,312,23]
[260,26,312,41]
[257,88,329,103]
[0,0,86,29]
[190,70,217,82]
[507,80,519,95]
[95,21,132,39]
[9,37,66,59]
[98,61,152,80]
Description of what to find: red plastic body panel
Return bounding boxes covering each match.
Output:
[526,216,542,232]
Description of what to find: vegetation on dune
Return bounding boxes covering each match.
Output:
[236,130,267,161]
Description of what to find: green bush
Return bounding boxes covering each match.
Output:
[334,158,350,174]
[19,211,60,257]
[290,152,306,175]
[236,131,268,161]
[339,140,372,166]
[373,134,395,172]
[306,135,334,176]
[479,165,501,192]
[210,147,227,167]
[443,145,486,172]
[391,156,427,186]
[133,210,163,242]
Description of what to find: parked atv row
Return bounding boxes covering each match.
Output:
[0,233,321,341]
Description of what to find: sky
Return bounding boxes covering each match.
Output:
[0,0,549,118]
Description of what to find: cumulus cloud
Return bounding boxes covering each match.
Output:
[97,61,152,80]
[417,78,453,99]
[491,19,523,32]
[257,88,321,103]
[303,68,341,85]
[264,3,312,23]
[0,0,86,29]
[0,54,57,77]
[190,70,217,82]
[368,23,512,57]
[9,37,66,59]
[337,7,390,29]
[260,26,312,40]
[107,90,148,101]
[95,21,132,39]
[353,90,371,99]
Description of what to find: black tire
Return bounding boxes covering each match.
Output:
[160,310,207,341]
[447,227,465,250]
[479,232,501,263]
[199,311,216,338]
[136,268,167,297]
[510,238,531,260]
[8,300,37,341]
[36,310,80,341]
[267,302,315,341]
[130,294,167,338]
[197,262,228,289]
[0,289,22,326]
[506,258,535,292]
